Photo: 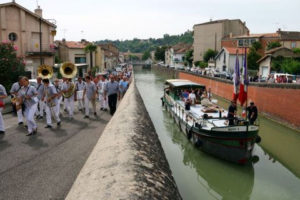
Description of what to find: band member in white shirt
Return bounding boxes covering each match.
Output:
[10,77,24,125]
[75,77,86,112]
[43,79,61,128]
[97,75,108,111]
[0,84,7,134]
[62,78,75,119]
[35,77,45,119]
[20,77,38,136]
[83,76,97,118]
[54,79,63,116]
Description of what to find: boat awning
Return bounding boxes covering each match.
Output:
[165,79,205,88]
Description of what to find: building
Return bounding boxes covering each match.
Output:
[257,47,299,78]
[215,47,246,73]
[0,1,57,78]
[95,45,105,72]
[222,29,300,56]
[193,19,249,62]
[165,43,192,68]
[98,43,119,69]
[56,40,94,77]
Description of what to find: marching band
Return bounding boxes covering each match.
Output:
[0,62,132,136]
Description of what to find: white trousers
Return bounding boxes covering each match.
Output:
[64,97,74,117]
[78,98,84,110]
[37,100,45,117]
[45,103,61,125]
[17,108,23,123]
[0,108,4,131]
[85,96,96,116]
[24,104,37,133]
[99,93,108,109]
[56,97,62,115]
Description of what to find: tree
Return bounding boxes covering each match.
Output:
[0,42,26,90]
[267,41,281,50]
[142,51,151,60]
[203,49,218,62]
[293,48,300,54]
[281,58,300,74]
[247,42,262,70]
[84,43,97,68]
[194,61,207,69]
[155,46,167,61]
[185,49,193,66]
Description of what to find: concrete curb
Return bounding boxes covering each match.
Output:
[66,78,182,200]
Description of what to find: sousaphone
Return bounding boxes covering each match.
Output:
[60,62,77,79]
[38,64,53,79]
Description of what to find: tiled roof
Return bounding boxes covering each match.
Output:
[279,31,300,40]
[64,41,86,49]
[233,33,279,39]
[224,47,247,55]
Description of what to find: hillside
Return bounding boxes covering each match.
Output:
[95,30,193,53]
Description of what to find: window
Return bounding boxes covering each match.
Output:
[238,40,244,47]
[8,32,17,42]
[75,57,86,64]
[291,42,296,49]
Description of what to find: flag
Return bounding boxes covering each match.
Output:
[238,48,248,106]
[233,50,240,101]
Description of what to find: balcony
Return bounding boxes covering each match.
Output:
[26,42,56,57]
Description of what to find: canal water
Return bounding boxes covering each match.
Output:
[135,67,300,200]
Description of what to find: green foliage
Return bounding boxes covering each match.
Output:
[293,48,300,54]
[84,43,97,53]
[194,61,207,69]
[95,30,193,53]
[267,41,281,50]
[272,56,300,74]
[0,42,26,90]
[203,49,218,62]
[129,55,140,61]
[252,41,262,51]
[142,51,151,60]
[155,46,167,61]
[55,55,62,64]
[185,49,193,67]
[247,42,262,70]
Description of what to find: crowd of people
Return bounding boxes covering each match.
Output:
[0,67,132,136]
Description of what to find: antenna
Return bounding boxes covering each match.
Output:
[36,0,39,7]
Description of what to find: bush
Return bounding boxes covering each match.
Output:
[0,41,26,90]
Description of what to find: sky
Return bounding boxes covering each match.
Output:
[1,0,300,41]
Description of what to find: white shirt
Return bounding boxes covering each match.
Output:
[189,93,196,104]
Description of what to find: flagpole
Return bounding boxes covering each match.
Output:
[244,47,248,121]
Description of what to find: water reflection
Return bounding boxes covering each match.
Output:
[163,111,254,200]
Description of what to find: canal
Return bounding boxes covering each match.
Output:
[135,67,300,200]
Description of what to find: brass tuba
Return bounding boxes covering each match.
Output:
[38,64,53,79]
[60,62,77,79]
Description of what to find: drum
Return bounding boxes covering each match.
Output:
[77,90,83,100]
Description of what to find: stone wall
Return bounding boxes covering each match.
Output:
[66,78,182,200]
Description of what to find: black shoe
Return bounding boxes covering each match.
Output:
[36,115,40,119]
[64,109,68,113]
[84,115,89,119]
[26,132,33,136]
[39,116,43,119]
[24,125,28,128]
[100,108,104,111]
[33,128,37,134]
[57,121,61,126]
[45,125,52,129]
[94,112,97,116]
[0,131,5,134]
[18,122,24,125]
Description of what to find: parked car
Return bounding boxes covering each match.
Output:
[219,72,233,80]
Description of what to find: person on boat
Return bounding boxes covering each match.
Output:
[182,89,189,100]
[188,90,196,105]
[227,100,237,126]
[207,88,212,101]
[247,102,258,125]
[201,92,213,107]
[185,98,191,111]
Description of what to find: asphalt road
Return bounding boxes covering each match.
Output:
[0,107,111,200]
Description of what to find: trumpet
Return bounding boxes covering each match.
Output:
[38,64,53,79]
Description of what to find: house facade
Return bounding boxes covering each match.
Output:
[215,47,246,73]
[98,43,119,69]
[95,45,105,72]
[257,47,299,78]
[165,43,191,68]
[0,1,57,78]
[193,19,249,62]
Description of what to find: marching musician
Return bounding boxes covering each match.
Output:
[62,78,75,120]
[20,77,38,136]
[97,75,108,111]
[54,79,63,116]
[75,77,86,112]
[0,84,7,134]
[43,79,61,128]
[83,76,97,118]
[10,76,24,125]
[35,77,45,119]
